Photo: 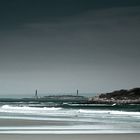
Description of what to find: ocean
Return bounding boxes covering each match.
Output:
[0,101,140,134]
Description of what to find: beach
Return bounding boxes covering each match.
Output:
[0,104,140,134]
[0,103,140,140]
[0,118,140,139]
[0,118,69,127]
[0,134,140,140]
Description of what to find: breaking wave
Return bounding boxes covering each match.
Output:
[0,105,140,117]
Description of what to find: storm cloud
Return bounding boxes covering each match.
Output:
[0,0,140,96]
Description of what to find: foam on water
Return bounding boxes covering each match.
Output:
[79,109,140,116]
[0,104,140,133]
[1,105,140,116]
[0,105,62,114]
[1,105,62,111]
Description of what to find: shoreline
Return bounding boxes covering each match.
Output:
[0,134,140,140]
[0,118,140,134]
[0,118,72,127]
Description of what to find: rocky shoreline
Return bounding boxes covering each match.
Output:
[89,88,140,104]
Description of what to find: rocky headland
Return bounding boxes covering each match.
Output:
[89,88,140,104]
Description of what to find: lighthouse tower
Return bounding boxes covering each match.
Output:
[35,89,38,99]
[77,89,79,96]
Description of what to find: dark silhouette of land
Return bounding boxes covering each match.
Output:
[89,88,140,104]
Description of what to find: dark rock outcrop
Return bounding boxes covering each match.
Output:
[99,88,140,100]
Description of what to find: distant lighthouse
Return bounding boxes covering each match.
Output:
[35,89,38,99]
[77,89,79,96]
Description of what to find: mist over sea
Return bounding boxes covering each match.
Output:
[0,93,98,99]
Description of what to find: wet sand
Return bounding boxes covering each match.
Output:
[0,118,68,126]
[0,118,140,139]
[0,134,140,140]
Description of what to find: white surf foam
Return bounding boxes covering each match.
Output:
[1,105,62,110]
[78,109,140,116]
[1,105,140,117]
[0,105,62,115]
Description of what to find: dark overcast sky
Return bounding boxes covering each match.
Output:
[0,0,140,96]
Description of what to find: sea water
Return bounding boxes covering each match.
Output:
[0,102,140,134]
